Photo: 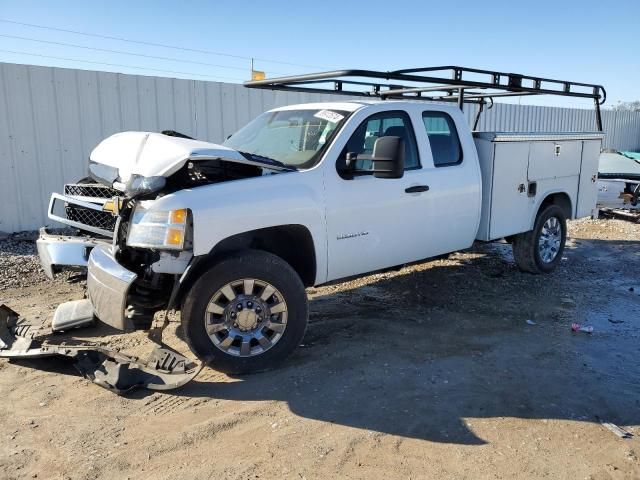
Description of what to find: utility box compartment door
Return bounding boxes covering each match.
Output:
[528,141,582,181]
[576,139,601,218]
[489,142,533,239]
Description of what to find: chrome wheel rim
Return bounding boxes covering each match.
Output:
[538,216,562,263]
[204,278,288,357]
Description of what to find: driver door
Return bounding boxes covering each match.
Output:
[324,110,434,281]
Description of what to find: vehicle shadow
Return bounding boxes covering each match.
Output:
[168,238,640,444]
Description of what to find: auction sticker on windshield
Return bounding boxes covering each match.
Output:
[314,110,344,123]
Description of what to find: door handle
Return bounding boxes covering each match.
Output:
[405,185,430,193]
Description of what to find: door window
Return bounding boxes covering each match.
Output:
[422,111,463,167]
[341,111,420,171]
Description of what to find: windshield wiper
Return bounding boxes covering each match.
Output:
[237,151,296,171]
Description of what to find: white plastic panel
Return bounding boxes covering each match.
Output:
[576,139,603,218]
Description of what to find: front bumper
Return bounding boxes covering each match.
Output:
[36,228,110,279]
[87,245,137,330]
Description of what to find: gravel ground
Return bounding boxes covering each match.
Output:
[0,230,75,289]
[1,218,639,480]
[0,231,49,289]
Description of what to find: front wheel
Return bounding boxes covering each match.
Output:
[181,250,308,374]
[512,205,567,274]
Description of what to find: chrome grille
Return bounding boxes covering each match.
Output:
[64,183,119,199]
[65,205,117,232]
[63,182,119,233]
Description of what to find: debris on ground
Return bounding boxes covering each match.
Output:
[600,421,634,439]
[571,323,594,334]
[599,208,640,224]
[0,304,202,394]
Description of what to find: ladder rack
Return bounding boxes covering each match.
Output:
[244,66,606,131]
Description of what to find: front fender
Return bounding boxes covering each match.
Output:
[148,170,328,284]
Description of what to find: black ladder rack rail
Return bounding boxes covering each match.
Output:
[244,66,606,131]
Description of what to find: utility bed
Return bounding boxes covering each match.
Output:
[473,132,603,241]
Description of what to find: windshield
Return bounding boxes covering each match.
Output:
[223,109,349,169]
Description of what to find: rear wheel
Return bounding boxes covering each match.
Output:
[181,250,308,374]
[512,205,567,274]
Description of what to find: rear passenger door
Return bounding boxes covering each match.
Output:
[414,109,482,254]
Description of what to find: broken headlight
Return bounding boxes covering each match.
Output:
[126,201,188,250]
[125,174,166,198]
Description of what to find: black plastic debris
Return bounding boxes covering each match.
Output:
[0,304,202,394]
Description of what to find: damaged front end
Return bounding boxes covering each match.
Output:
[37,182,120,280]
[2,130,288,393]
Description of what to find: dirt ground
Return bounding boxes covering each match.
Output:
[1,218,639,480]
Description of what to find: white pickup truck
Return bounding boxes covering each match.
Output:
[31,66,606,375]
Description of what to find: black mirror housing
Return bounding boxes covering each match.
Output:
[372,136,404,179]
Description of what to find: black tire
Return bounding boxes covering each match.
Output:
[181,250,308,374]
[512,205,567,274]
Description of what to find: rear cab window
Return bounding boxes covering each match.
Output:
[422,111,463,167]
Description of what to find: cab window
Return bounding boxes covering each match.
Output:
[341,111,420,171]
[422,111,463,167]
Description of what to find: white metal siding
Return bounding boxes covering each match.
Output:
[1,62,639,232]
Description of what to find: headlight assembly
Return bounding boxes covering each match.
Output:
[125,174,166,198]
[126,201,189,250]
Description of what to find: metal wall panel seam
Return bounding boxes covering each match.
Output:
[26,66,47,230]
[0,64,24,232]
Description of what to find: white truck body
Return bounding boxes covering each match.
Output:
[69,101,600,285]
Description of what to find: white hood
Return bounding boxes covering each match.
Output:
[89,132,255,182]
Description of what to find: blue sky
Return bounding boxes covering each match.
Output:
[0,0,638,109]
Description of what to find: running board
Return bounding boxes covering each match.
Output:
[0,305,202,394]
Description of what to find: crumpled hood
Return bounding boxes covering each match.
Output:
[89,131,258,182]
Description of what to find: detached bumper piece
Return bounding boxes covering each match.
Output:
[86,245,138,331]
[0,305,202,395]
[36,227,110,279]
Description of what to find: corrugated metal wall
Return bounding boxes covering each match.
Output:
[0,63,343,232]
[1,62,639,232]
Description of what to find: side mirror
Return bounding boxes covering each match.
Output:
[336,152,357,179]
[372,136,404,179]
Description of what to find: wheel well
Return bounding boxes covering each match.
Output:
[539,192,572,219]
[210,225,316,287]
[174,225,316,310]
